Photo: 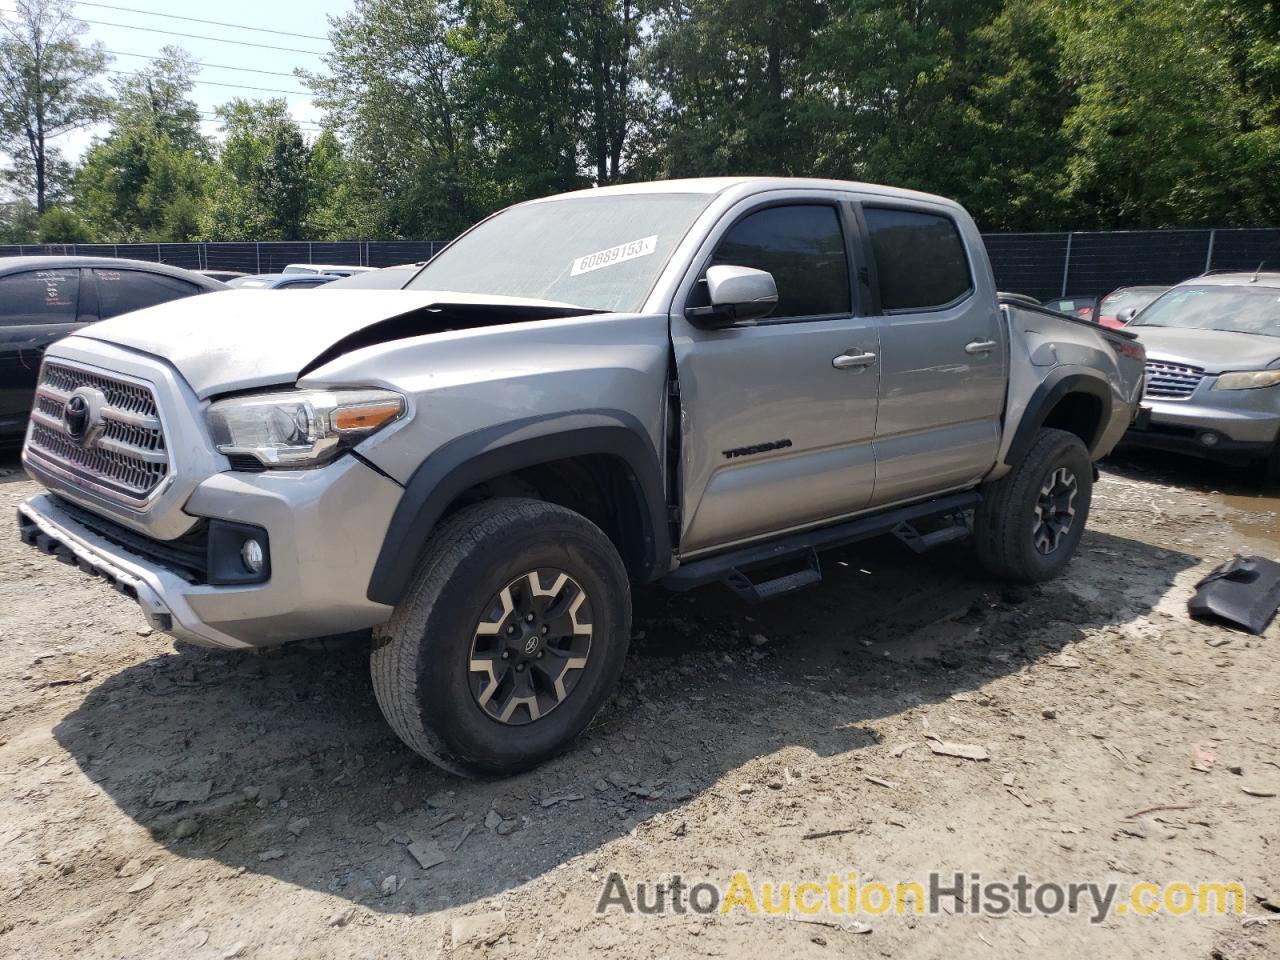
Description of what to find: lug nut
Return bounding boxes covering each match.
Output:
[516,663,525,672]
[501,651,510,660]
[536,651,544,659]
[540,625,549,635]
[526,613,535,622]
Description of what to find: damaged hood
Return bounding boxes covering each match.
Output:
[71,289,589,398]
[1128,325,1280,373]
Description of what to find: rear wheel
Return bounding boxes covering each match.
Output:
[370,498,631,776]
[974,428,1093,583]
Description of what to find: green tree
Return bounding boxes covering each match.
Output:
[645,0,828,177]
[306,0,482,239]
[1055,0,1280,226]
[202,98,311,240]
[74,47,211,241]
[36,202,91,241]
[0,195,39,241]
[0,0,108,212]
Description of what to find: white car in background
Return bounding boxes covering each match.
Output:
[282,263,375,277]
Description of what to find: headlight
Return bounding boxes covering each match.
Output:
[1213,370,1280,391]
[207,388,405,467]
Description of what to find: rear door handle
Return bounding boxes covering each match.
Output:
[965,339,998,355]
[832,351,877,370]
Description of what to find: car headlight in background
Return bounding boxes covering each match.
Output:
[207,388,405,467]
[1213,370,1280,391]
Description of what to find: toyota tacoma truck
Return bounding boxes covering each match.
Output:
[16,177,1145,775]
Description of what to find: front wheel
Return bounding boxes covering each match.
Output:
[974,428,1093,583]
[371,498,631,776]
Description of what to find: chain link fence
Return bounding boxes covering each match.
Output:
[2,228,1279,301]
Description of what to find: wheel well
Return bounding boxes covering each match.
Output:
[1040,391,1104,451]
[444,454,653,579]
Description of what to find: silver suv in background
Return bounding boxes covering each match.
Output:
[16,177,1143,776]
[1122,272,1280,475]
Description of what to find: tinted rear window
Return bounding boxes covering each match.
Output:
[864,207,972,312]
[0,269,80,325]
[94,269,200,319]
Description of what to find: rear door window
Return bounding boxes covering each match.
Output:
[863,207,973,312]
[93,269,201,319]
[0,269,81,325]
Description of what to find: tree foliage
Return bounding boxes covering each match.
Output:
[6,0,1280,242]
[0,0,107,213]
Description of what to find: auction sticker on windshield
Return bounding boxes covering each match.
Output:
[571,236,658,276]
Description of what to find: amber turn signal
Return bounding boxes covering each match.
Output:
[333,399,404,432]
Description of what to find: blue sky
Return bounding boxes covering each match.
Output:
[1,0,355,162]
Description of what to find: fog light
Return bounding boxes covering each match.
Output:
[241,538,265,574]
[1199,432,1220,447]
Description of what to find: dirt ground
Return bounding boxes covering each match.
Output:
[1,447,1278,960]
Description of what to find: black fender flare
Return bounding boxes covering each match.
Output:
[1004,370,1113,468]
[366,410,670,606]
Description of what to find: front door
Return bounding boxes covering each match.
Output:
[671,199,881,555]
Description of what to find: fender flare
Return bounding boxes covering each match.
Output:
[1004,370,1113,468]
[366,410,670,606]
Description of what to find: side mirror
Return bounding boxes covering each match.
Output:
[685,265,778,328]
[1116,306,1139,325]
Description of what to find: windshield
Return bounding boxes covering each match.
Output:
[407,192,714,312]
[1129,285,1280,337]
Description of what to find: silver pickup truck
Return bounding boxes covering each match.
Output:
[16,177,1144,775]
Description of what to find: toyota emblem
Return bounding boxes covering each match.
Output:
[63,395,90,440]
[61,386,107,447]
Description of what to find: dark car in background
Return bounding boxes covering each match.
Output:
[0,257,225,443]
[226,273,342,290]
[1095,284,1168,328]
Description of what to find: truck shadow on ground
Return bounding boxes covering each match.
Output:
[52,527,1196,917]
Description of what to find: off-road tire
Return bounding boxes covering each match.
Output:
[974,428,1093,583]
[370,498,631,776]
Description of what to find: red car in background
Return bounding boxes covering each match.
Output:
[1094,285,1168,328]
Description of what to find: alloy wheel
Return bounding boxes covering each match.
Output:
[467,569,593,725]
[1032,466,1078,555]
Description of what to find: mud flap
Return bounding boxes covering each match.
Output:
[1188,556,1280,635]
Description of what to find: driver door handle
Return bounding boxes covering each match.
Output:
[965,339,998,355]
[832,351,877,370]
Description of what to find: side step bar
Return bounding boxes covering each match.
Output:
[661,491,981,601]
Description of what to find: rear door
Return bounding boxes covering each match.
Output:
[858,203,1007,505]
[671,195,881,555]
[0,268,85,434]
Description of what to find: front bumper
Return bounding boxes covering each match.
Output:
[17,456,402,649]
[1122,396,1278,462]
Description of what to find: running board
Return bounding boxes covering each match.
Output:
[723,547,823,604]
[662,491,982,597]
[891,510,973,554]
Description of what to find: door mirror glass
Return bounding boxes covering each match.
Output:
[687,265,778,328]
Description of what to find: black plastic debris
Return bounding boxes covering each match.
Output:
[1188,555,1280,636]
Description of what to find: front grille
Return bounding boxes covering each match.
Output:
[1143,360,1205,400]
[26,361,170,506]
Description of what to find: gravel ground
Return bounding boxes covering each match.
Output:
[1,448,1278,960]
